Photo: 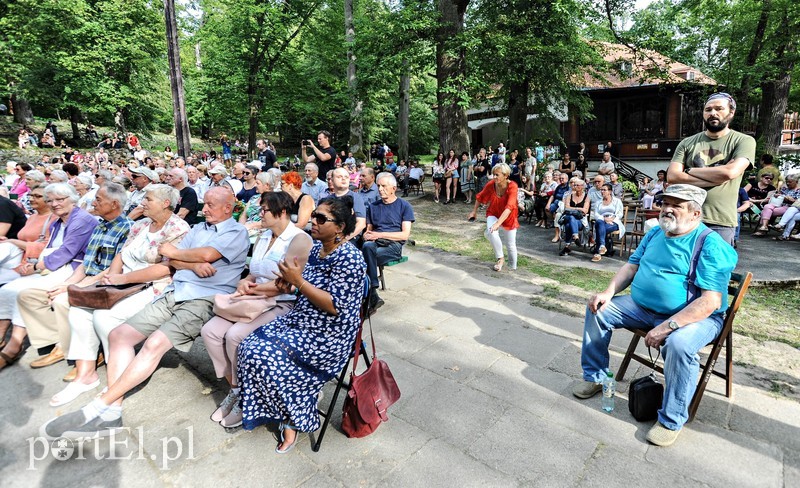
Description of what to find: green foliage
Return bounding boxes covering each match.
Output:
[621,179,639,198]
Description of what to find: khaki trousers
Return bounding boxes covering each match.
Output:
[17,288,71,350]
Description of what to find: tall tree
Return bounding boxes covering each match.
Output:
[164,0,192,157]
[436,0,471,153]
[345,0,364,157]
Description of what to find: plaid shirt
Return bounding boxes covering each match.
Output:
[83,215,133,276]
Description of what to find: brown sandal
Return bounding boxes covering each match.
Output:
[0,349,24,371]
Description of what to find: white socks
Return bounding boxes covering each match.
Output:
[82,398,122,421]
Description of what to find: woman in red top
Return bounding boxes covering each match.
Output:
[467,163,519,272]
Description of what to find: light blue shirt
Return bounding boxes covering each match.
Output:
[164,217,249,301]
[628,224,737,316]
[301,178,329,205]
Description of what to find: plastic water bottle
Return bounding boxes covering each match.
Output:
[602,371,616,412]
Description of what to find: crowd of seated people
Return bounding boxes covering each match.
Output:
[1,138,417,451]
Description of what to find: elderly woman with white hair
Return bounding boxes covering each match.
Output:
[0,183,98,370]
[20,169,47,214]
[239,169,281,232]
[51,184,190,406]
[468,162,519,272]
[71,173,97,212]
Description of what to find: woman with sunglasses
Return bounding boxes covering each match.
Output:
[0,185,53,287]
[236,165,260,202]
[202,191,312,428]
[237,195,366,453]
[743,172,776,208]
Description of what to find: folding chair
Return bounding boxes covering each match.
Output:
[616,271,753,421]
[312,278,373,452]
[408,174,425,195]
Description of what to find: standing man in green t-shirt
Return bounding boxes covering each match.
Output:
[667,92,756,245]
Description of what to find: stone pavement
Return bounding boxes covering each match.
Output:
[513,217,800,286]
[1,246,798,487]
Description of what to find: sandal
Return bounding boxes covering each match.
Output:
[773,235,789,241]
[276,421,300,454]
[493,258,504,272]
[592,254,602,262]
[753,230,767,237]
[0,349,24,371]
[551,236,560,243]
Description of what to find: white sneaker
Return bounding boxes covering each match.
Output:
[50,380,101,407]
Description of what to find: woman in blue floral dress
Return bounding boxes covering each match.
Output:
[238,195,366,453]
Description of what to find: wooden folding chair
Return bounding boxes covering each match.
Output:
[616,271,753,421]
[312,279,373,452]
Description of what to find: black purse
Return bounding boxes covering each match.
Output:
[628,348,664,422]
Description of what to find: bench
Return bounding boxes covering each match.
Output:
[378,256,408,290]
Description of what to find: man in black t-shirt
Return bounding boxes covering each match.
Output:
[0,195,27,239]
[167,168,200,226]
[256,139,277,169]
[301,130,336,177]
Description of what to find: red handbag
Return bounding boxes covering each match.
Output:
[341,314,401,438]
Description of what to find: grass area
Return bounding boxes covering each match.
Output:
[408,196,800,348]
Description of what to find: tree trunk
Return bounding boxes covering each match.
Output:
[436,0,471,154]
[69,107,82,143]
[398,59,411,161]
[164,0,192,158]
[10,93,34,125]
[247,91,259,160]
[754,13,796,155]
[115,108,127,137]
[345,0,363,158]
[507,79,529,151]
[736,0,771,129]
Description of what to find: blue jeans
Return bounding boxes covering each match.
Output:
[593,220,619,254]
[362,240,403,290]
[580,295,723,430]
[561,215,583,243]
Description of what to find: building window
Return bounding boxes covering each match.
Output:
[619,98,667,140]
[579,100,617,142]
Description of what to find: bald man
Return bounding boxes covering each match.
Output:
[41,187,249,440]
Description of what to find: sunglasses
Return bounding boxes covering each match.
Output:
[310,212,337,225]
[763,176,774,180]
[242,171,252,175]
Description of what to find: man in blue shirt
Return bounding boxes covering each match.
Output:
[42,187,249,440]
[301,163,329,205]
[358,167,380,207]
[572,184,737,447]
[363,173,415,312]
[331,168,366,241]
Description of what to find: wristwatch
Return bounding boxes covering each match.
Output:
[668,320,680,331]
[684,167,691,174]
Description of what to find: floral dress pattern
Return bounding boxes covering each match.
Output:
[238,240,367,432]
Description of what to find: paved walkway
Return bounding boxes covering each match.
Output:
[1,247,798,487]
[513,217,800,286]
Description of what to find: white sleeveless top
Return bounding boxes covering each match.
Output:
[249,224,310,300]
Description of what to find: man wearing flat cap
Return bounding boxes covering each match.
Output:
[667,92,756,245]
[572,184,737,447]
[124,166,159,220]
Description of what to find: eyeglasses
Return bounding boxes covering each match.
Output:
[310,212,337,225]
[762,176,774,180]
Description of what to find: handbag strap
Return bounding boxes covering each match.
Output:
[646,346,662,374]
[350,301,378,375]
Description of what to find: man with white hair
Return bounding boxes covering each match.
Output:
[301,163,328,205]
[572,184,737,447]
[124,167,159,220]
[167,168,200,225]
[186,165,207,203]
[362,172,415,312]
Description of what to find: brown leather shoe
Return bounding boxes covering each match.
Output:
[30,345,64,369]
[96,352,105,368]
[62,366,77,382]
